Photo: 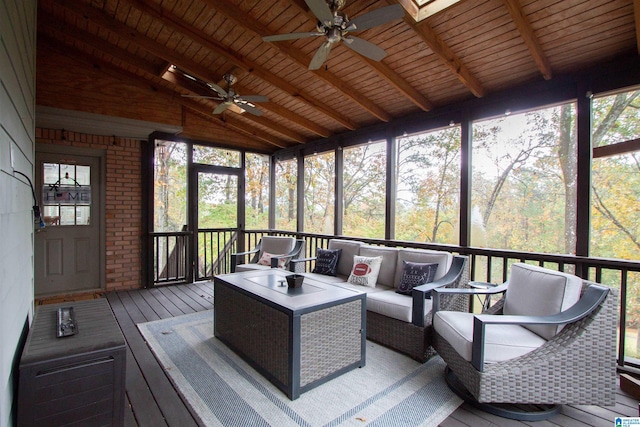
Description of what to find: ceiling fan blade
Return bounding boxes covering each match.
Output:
[263,32,323,42]
[240,95,269,103]
[213,103,229,115]
[304,0,333,23]
[208,83,227,97]
[343,36,387,61]
[181,94,224,100]
[308,41,333,70]
[235,101,263,116]
[346,4,404,32]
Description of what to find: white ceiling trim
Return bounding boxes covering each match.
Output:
[36,106,183,139]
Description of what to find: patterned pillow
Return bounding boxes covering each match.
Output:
[396,261,438,295]
[347,255,383,288]
[312,248,342,276]
[257,251,286,268]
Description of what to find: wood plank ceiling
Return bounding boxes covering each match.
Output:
[36,0,640,152]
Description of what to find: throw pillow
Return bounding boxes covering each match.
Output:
[312,248,342,276]
[396,261,438,295]
[347,255,383,288]
[257,251,287,268]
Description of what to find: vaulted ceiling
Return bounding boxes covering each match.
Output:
[36,0,640,152]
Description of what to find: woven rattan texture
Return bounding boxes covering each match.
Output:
[300,299,363,387]
[214,282,290,385]
[434,282,618,406]
[367,256,470,362]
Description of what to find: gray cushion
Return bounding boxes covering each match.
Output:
[367,290,431,323]
[328,239,363,277]
[260,236,295,258]
[359,245,398,287]
[434,311,547,363]
[394,249,452,287]
[503,263,583,340]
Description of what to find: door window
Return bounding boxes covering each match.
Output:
[42,162,91,226]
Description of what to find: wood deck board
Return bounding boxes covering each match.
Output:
[107,290,200,427]
[106,282,635,427]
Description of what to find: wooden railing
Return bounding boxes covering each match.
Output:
[151,231,191,285]
[150,228,640,370]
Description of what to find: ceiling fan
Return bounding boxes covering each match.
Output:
[181,74,269,116]
[262,0,404,70]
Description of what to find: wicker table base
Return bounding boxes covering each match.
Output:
[214,269,366,400]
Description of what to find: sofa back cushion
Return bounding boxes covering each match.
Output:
[359,246,399,287]
[393,249,453,287]
[328,239,364,277]
[503,263,583,340]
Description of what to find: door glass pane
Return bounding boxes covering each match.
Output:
[193,145,241,167]
[198,173,238,228]
[41,162,92,226]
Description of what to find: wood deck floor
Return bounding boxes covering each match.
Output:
[106,282,638,427]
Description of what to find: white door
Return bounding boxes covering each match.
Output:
[35,150,103,297]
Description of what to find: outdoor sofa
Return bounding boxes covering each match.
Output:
[290,239,469,362]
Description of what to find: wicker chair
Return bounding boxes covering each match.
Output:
[431,263,618,421]
[231,236,305,272]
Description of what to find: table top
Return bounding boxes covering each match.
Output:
[215,269,364,313]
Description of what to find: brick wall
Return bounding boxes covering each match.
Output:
[36,128,143,292]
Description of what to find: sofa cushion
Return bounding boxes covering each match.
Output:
[503,263,583,340]
[359,246,399,287]
[396,261,438,295]
[394,249,453,287]
[312,248,341,276]
[347,255,383,287]
[328,239,363,277]
[367,290,432,323]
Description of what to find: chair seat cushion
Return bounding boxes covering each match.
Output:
[434,311,547,363]
[367,290,432,323]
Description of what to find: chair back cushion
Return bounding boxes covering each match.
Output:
[503,263,583,340]
[328,239,364,277]
[359,245,398,287]
[260,236,295,257]
[393,249,453,287]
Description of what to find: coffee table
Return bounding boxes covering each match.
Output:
[214,269,366,400]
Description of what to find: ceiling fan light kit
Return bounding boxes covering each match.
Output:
[263,0,404,70]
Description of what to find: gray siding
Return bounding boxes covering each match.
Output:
[0,1,37,426]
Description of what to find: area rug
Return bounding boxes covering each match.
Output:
[138,310,462,427]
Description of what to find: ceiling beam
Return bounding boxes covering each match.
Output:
[48,0,311,143]
[289,0,433,111]
[45,8,328,138]
[202,0,393,122]
[502,0,552,80]
[122,0,358,131]
[38,34,292,149]
[387,0,485,98]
